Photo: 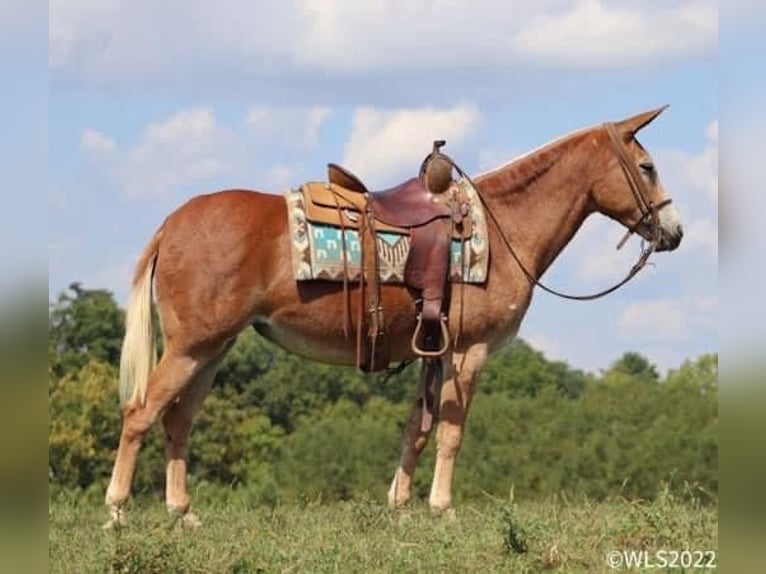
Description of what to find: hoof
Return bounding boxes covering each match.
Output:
[102,507,127,530]
[387,471,413,509]
[169,505,202,530]
[430,506,457,521]
[181,511,202,530]
[388,498,409,510]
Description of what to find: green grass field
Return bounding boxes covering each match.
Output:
[49,488,717,573]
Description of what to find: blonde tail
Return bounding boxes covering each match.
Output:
[119,227,163,407]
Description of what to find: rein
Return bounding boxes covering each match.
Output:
[436,123,671,301]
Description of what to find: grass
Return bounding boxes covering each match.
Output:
[49,489,717,573]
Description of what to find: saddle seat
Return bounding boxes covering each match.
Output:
[327,163,452,228]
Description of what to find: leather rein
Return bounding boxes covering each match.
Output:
[436,122,673,301]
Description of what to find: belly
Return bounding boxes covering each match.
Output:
[254,318,360,365]
[251,273,532,367]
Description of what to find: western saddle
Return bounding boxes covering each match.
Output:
[301,141,472,430]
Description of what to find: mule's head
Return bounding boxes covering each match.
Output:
[591,106,683,252]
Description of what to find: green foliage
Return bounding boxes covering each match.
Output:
[48,285,718,508]
[49,361,122,491]
[666,353,718,392]
[603,351,660,385]
[49,283,124,377]
[456,353,717,503]
[275,398,409,501]
[188,393,284,503]
[216,329,376,432]
[500,505,529,554]
[481,339,591,398]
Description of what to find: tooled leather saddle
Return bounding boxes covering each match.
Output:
[300,141,472,431]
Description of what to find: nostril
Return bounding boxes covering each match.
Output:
[676,224,684,238]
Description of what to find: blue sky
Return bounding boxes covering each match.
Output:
[1,0,47,295]
[46,0,719,374]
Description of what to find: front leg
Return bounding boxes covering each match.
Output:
[428,343,487,513]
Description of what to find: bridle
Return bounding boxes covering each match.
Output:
[435,123,673,301]
[604,122,673,252]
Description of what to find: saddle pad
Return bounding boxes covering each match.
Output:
[301,182,407,234]
[284,178,489,284]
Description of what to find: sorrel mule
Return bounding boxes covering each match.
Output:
[104,107,683,528]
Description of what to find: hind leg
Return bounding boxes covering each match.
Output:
[104,351,201,528]
[162,348,230,528]
[387,393,435,508]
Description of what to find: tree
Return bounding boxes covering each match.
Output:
[216,329,385,432]
[665,354,718,392]
[274,398,408,501]
[49,283,124,377]
[479,339,590,398]
[49,360,122,492]
[603,352,660,386]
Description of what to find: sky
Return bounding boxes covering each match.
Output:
[45,0,720,375]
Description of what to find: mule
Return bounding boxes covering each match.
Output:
[104,107,683,528]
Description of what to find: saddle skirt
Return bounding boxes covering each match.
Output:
[284,178,489,285]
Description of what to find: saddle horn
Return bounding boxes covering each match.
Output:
[421,139,454,195]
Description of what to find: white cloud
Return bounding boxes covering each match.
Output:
[78,105,329,200]
[49,0,304,80]
[296,0,536,73]
[619,300,687,339]
[651,118,718,260]
[246,106,332,150]
[618,295,717,341]
[49,0,119,68]
[525,332,561,360]
[115,108,241,199]
[706,119,718,144]
[50,1,717,89]
[658,119,718,207]
[571,218,650,282]
[80,128,116,155]
[1,0,46,46]
[512,0,717,67]
[683,217,718,256]
[260,164,302,191]
[341,105,480,186]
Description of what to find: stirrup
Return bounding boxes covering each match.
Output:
[411,313,450,357]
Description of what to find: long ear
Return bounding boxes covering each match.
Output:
[615,105,669,139]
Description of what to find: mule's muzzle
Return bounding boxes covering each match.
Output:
[630,200,683,253]
[655,222,683,252]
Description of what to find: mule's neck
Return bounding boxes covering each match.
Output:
[475,129,599,279]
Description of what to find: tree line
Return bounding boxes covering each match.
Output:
[49,283,717,505]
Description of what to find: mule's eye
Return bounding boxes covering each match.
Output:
[639,161,655,173]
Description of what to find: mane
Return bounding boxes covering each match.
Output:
[474,124,597,183]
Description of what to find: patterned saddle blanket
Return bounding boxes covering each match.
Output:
[284,178,489,284]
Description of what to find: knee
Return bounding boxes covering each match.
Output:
[436,425,463,457]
